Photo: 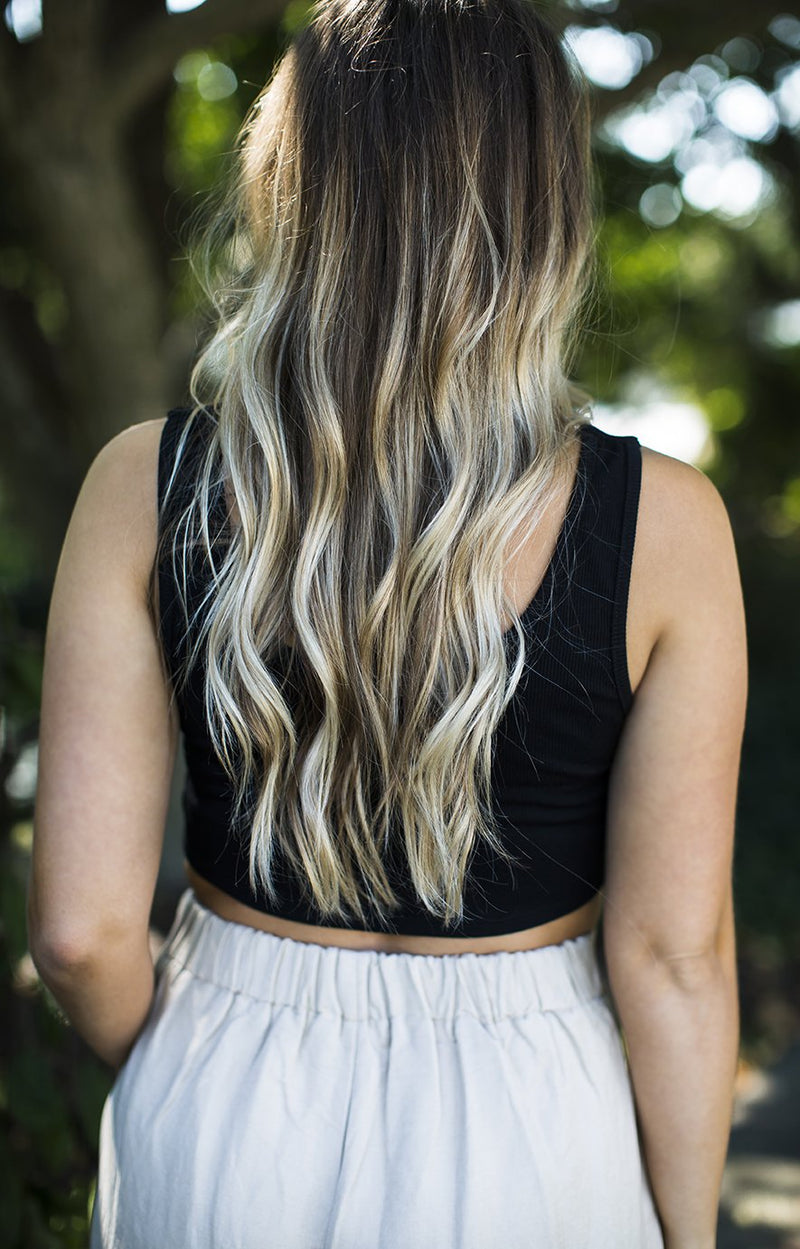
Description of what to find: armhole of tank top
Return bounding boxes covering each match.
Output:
[611,434,642,713]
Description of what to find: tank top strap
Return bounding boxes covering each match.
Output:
[157,406,220,521]
[612,432,642,708]
[157,405,222,667]
[570,421,642,711]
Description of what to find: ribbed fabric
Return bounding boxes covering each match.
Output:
[157,408,642,938]
[90,887,665,1249]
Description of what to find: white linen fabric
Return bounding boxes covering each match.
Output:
[90,887,665,1249]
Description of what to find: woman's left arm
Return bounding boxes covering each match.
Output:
[27,418,177,1073]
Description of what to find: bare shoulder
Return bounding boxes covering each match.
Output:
[88,417,166,501]
[635,441,739,643]
[81,417,168,598]
[638,441,731,537]
[95,416,167,480]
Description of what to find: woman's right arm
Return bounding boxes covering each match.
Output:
[601,450,747,1249]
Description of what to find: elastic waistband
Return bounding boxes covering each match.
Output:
[156,888,605,1023]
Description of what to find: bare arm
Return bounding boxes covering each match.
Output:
[27,418,177,1070]
[601,451,747,1248]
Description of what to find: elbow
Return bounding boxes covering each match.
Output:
[605,940,735,995]
[655,947,729,993]
[27,889,107,980]
[29,926,99,982]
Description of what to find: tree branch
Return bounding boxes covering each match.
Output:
[107,0,291,124]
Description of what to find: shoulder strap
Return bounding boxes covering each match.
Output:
[157,406,218,525]
[610,434,642,709]
[157,405,221,669]
[558,423,642,711]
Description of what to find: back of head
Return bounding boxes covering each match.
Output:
[161,0,598,930]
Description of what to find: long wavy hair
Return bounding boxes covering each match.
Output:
[152,0,600,930]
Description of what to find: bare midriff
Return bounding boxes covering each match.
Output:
[184,860,603,955]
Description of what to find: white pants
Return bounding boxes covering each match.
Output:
[90,887,665,1248]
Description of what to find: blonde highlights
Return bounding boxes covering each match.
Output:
[154,0,599,930]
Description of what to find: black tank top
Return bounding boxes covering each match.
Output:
[157,406,642,937]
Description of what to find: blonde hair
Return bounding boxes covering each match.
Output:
[153,0,599,930]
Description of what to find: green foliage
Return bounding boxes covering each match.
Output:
[164,29,291,322]
[165,56,242,194]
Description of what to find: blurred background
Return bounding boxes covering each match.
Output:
[1,0,799,1244]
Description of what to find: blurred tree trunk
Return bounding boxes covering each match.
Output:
[0,0,288,574]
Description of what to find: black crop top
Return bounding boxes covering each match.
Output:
[157,406,642,937]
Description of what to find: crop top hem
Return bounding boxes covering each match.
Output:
[183,848,603,940]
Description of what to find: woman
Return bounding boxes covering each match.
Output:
[28,0,745,1246]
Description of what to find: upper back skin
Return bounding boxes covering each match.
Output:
[132,418,744,959]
